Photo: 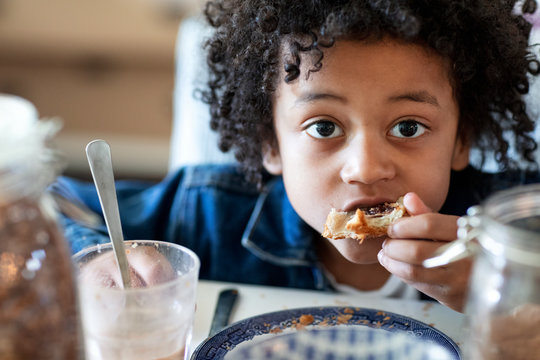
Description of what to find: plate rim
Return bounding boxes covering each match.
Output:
[191,305,462,360]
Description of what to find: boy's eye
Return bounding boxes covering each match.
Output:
[389,120,426,138]
[305,120,344,139]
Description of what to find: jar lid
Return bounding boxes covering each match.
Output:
[0,94,63,200]
[0,94,38,126]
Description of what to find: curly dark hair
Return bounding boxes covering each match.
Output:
[202,0,539,187]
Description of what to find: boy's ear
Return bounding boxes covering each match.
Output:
[451,135,470,171]
[262,143,283,175]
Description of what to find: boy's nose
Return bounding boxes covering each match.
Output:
[339,135,396,185]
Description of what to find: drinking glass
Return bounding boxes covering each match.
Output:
[73,240,200,360]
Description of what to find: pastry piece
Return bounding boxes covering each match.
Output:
[322,197,407,243]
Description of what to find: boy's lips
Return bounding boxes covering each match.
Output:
[341,197,397,212]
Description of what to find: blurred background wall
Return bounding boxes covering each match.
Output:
[0,0,203,180]
[1,1,539,181]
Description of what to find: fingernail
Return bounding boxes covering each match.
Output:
[377,249,384,263]
[387,225,394,237]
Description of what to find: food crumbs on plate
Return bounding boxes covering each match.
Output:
[290,317,308,331]
[336,313,353,324]
[299,314,314,326]
[260,308,407,336]
[422,303,434,311]
[429,323,435,327]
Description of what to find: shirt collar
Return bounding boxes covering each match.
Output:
[241,177,317,266]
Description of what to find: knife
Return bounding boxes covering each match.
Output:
[208,288,239,337]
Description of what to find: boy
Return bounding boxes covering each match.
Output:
[54,0,539,312]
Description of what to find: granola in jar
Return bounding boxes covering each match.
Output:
[0,94,81,359]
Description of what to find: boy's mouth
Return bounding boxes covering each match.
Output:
[358,203,397,217]
[342,197,396,213]
[322,196,407,243]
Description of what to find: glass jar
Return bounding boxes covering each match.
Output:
[0,94,81,359]
[450,184,540,360]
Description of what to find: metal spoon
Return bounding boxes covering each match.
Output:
[86,139,131,289]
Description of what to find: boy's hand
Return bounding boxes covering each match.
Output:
[78,245,176,288]
[377,192,472,312]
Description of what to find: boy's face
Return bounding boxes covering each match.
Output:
[263,39,470,264]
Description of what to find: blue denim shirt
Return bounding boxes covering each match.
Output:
[51,164,539,292]
[53,165,329,290]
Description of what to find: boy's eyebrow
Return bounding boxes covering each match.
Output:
[388,91,440,107]
[294,92,347,105]
[294,90,439,107]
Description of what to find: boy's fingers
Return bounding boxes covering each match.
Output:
[391,192,458,241]
[378,252,471,311]
[389,213,459,241]
[402,192,432,216]
[378,251,446,283]
[381,239,443,264]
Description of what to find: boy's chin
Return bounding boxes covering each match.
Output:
[338,236,386,264]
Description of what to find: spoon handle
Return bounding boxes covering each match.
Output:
[86,139,131,289]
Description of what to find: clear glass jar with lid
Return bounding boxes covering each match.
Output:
[0,94,81,359]
[461,184,540,360]
[425,183,540,360]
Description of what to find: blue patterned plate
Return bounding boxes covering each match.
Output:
[191,306,461,360]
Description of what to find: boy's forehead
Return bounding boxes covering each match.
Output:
[278,36,453,79]
[273,38,458,110]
